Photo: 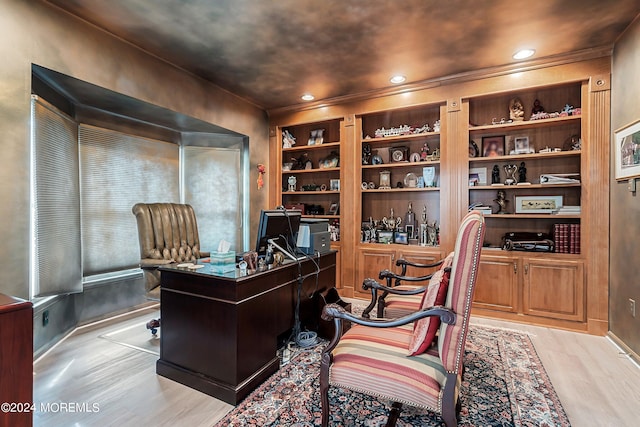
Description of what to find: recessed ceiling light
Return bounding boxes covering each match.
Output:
[301,94,315,101]
[390,75,406,84]
[512,49,535,60]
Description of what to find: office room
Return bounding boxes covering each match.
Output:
[1,1,640,426]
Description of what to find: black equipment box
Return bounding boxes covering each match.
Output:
[502,232,554,252]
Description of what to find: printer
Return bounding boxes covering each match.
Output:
[296,218,331,255]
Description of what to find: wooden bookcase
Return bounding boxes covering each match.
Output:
[269,58,610,334]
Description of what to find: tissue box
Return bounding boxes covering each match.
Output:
[210,251,236,273]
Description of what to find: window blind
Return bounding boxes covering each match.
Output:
[79,125,179,276]
[31,95,82,297]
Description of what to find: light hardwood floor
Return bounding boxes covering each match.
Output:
[33,303,640,427]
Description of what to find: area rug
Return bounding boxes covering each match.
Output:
[214,325,570,426]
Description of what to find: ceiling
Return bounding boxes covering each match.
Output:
[45,0,640,111]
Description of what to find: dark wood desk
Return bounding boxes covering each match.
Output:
[157,251,336,405]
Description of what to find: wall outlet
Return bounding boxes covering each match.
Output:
[629,299,636,318]
[42,310,49,327]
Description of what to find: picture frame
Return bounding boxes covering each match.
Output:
[377,230,394,244]
[515,195,563,214]
[394,231,409,245]
[329,179,340,191]
[513,136,530,154]
[469,167,487,185]
[482,136,505,157]
[615,118,640,181]
[328,202,339,215]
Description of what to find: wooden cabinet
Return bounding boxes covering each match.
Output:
[523,257,584,322]
[473,253,519,313]
[354,245,444,298]
[0,294,33,427]
[473,251,585,324]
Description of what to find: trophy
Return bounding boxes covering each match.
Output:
[504,164,518,185]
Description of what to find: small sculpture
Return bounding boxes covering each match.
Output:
[509,97,525,121]
[420,143,430,160]
[362,143,372,165]
[494,190,509,214]
[532,99,545,115]
[491,165,501,184]
[282,130,296,148]
[504,164,518,185]
[518,162,527,183]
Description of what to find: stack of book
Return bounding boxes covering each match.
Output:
[553,223,581,253]
[553,205,581,215]
[469,203,493,216]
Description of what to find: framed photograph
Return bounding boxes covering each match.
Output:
[329,179,340,191]
[515,195,563,214]
[482,136,505,157]
[328,202,339,215]
[377,230,394,244]
[615,118,640,180]
[513,136,530,154]
[469,167,487,185]
[394,231,409,245]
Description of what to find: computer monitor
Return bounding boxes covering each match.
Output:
[255,209,302,260]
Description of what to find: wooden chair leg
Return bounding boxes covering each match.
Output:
[385,402,403,427]
[320,354,331,427]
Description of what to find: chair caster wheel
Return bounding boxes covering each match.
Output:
[146,319,160,336]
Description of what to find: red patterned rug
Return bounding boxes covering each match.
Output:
[215,325,570,426]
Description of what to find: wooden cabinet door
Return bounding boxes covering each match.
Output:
[522,258,585,322]
[472,253,519,313]
[355,247,396,298]
[396,248,445,277]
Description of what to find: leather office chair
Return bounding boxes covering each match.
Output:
[320,211,485,426]
[132,203,210,334]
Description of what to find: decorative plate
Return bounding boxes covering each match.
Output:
[404,172,418,188]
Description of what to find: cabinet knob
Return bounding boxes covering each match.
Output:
[524,264,529,275]
[513,262,517,274]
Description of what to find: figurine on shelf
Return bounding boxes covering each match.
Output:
[433,120,441,132]
[494,190,508,214]
[420,143,430,160]
[504,164,518,185]
[509,97,525,121]
[531,99,545,115]
[282,130,296,148]
[491,165,501,184]
[362,143,372,165]
[518,162,527,183]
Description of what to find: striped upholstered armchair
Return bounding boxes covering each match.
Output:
[361,251,454,319]
[320,211,485,427]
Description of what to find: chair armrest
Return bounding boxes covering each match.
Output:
[139,259,175,269]
[321,303,456,352]
[362,278,427,296]
[396,257,444,276]
[379,269,434,285]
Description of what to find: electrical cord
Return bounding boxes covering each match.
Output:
[279,208,322,348]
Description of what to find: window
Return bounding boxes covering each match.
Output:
[79,125,180,276]
[30,96,82,297]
